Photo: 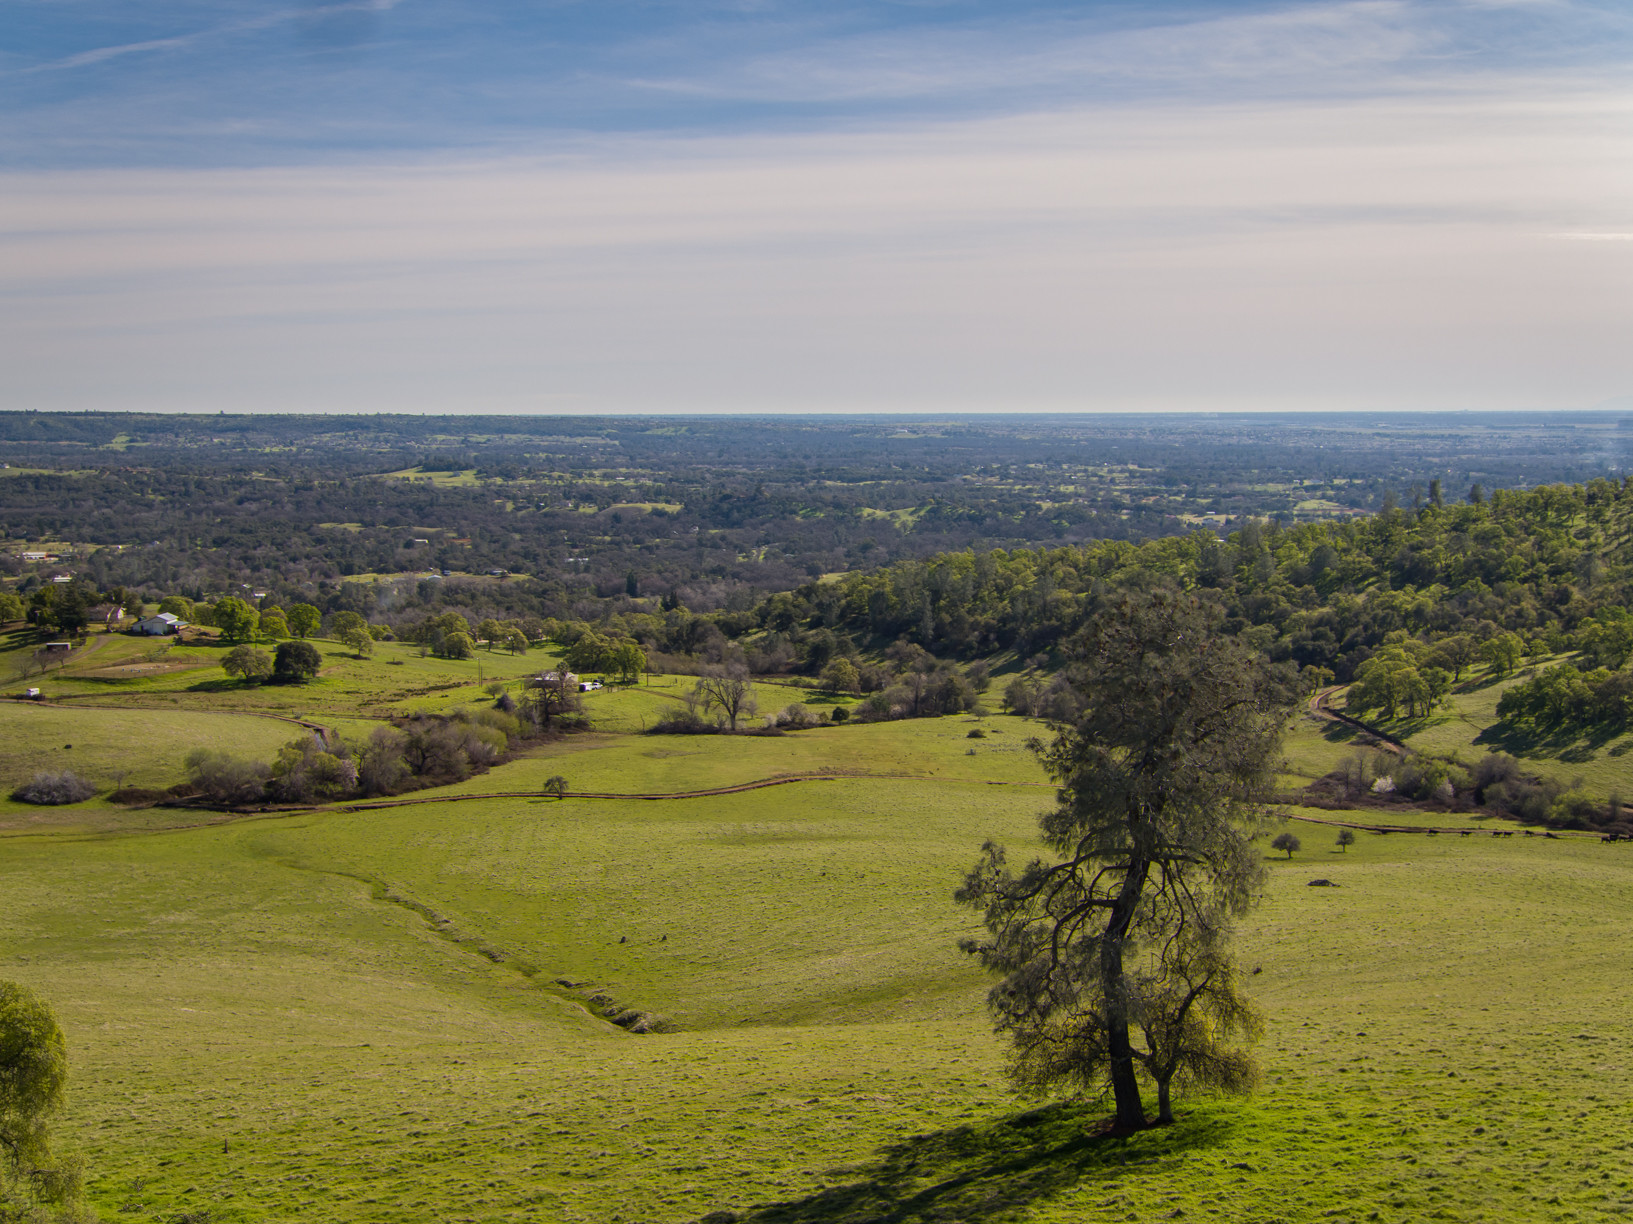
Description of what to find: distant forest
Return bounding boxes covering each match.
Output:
[2,412,1627,628]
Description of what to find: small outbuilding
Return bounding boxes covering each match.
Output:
[135,612,186,636]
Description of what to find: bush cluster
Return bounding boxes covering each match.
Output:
[10,771,97,805]
[180,707,536,807]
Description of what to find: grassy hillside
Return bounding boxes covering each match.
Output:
[7,726,1633,1222]
[1333,657,1633,805]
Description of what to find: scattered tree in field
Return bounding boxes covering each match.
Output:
[329,610,367,642]
[1271,832,1301,858]
[0,980,85,1220]
[542,775,569,800]
[1344,636,1449,721]
[437,631,474,660]
[1003,675,1039,716]
[958,590,1295,1131]
[520,671,584,730]
[821,658,861,696]
[211,596,259,642]
[1480,633,1524,677]
[273,640,323,683]
[157,595,193,620]
[608,641,646,683]
[477,618,506,651]
[1336,828,1356,852]
[259,611,289,640]
[286,604,321,639]
[691,664,758,731]
[222,644,273,683]
[1426,634,1477,681]
[502,628,529,655]
[0,592,24,624]
[338,626,374,658]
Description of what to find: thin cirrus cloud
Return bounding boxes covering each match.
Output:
[0,0,1629,413]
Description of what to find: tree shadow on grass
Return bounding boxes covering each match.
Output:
[185,677,243,693]
[697,1102,1236,1224]
[1472,720,1623,762]
[1318,721,1363,746]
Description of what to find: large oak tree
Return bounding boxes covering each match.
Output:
[958,589,1295,1130]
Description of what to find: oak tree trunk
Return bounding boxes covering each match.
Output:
[1102,860,1150,1131]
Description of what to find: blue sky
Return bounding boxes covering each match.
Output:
[2,1,1631,412]
[7,1,1631,165]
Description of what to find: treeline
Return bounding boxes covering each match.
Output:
[724,479,1633,687]
[6,412,1626,629]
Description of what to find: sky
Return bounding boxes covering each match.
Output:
[2,0,1631,415]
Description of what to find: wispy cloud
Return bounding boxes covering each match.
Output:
[2,81,1629,413]
[13,0,406,76]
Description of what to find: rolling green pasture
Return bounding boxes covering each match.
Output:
[7,657,1633,1223]
[3,634,557,720]
[453,713,1047,798]
[1340,660,1633,802]
[0,703,295,796]
[6,760,1633,1221]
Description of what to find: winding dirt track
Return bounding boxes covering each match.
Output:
[1306,686,1408,754]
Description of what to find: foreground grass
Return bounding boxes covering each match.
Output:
[7,764,1633,1222]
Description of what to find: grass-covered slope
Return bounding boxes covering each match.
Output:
[8,751,1633,1222]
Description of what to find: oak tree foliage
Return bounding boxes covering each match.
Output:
[957,590,1295,1129]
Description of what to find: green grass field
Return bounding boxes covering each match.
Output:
[1338,659,1633,802]
[8,656,1633,1223]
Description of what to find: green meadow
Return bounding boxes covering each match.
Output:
[7,635,1633,1222]
[1340,658,1633,803]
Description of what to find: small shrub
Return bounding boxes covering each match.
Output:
[184,750,272,805]
[966,728,986,739]
[776,703,818,730]
[829,706,849,724]
[11,771,96,805]
[107,787,167,807]
[649,709,717,735]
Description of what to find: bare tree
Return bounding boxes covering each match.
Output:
[521,671,583,730]
[691,664,758,731]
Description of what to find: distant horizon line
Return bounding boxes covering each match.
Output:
[2,405,1631,421]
